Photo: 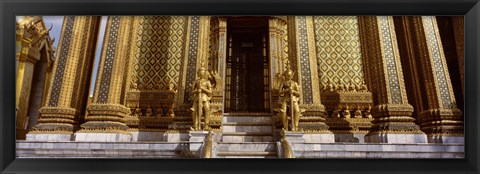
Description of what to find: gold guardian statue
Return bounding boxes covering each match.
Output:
[275,69,304,131]
[190,67,213,130]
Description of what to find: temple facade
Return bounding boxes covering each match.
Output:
[16,16,465,158]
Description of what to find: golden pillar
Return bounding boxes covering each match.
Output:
[217,17,227,79]
[75,16,134,141]
[179,16,211,107]
[269,17,287,81]
[27,16,101,141]
[287,16,324,105]
[197,17,211,71]
[394,16,463,143]
[283,16,331,137]
[359,16,427,143]
[204,16,225,129]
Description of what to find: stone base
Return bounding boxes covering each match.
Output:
[189,131,209,142]
[334,133,366,143]
[165,132,189,142]
[26,133,73,141]
[365,133,427,144]
[302,133,335,143]
[74,133,132,142]
[284,131,306,143]
[428,135,464,144]
[188,131,210,157]
[130,131,165,142]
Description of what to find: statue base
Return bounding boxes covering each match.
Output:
[284,131,306,143]
[165,132,190,142]
[188,131,209,157]
[74,132,132,142]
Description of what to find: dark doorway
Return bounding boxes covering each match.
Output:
[225,17,270,113]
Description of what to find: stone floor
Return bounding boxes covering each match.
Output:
[16,141,464,158]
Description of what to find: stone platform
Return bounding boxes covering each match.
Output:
[16,141,464,158]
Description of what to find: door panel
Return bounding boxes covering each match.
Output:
[225,17,270,113]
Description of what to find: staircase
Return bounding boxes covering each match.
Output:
[216,113,278,158]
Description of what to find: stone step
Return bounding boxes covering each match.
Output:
[216,151,277,158]
[222,124,273,133]
[222,133,275,142]
[222,122,272,126]
[222,114,272,123]
[219,156,277,158]
[216,142,277,152]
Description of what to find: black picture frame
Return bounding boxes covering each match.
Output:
[1,0,479,173]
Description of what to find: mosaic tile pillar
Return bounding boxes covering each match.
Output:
[409,16,463,143]
[180,16,210,106]
[359,16,427,144]
[287,16,330,137]
[27,16,101,141]
[291,16,324,106]
[75,16,134,142]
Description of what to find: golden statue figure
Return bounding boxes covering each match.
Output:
[190,67,212,130]
[275,69,303,131]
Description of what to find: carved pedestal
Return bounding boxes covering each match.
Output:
[419,108,464,144]
[74,104,132,142]
[188,131,209,157]
[321,89,374,143]
[365,104,427,144]
[26,107,78,141]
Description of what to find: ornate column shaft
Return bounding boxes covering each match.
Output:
[218,17,227,79]
[75,16,134,142]
[359,16,426,143]
[181,16,211,106]
[269,17,287,81]
[290,16,323,106]
[27,16,101,141]
[401,16,463,143]
[283,16,331,140]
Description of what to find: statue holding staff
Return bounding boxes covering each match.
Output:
[276,68,303,131]
[190,67,212,130]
